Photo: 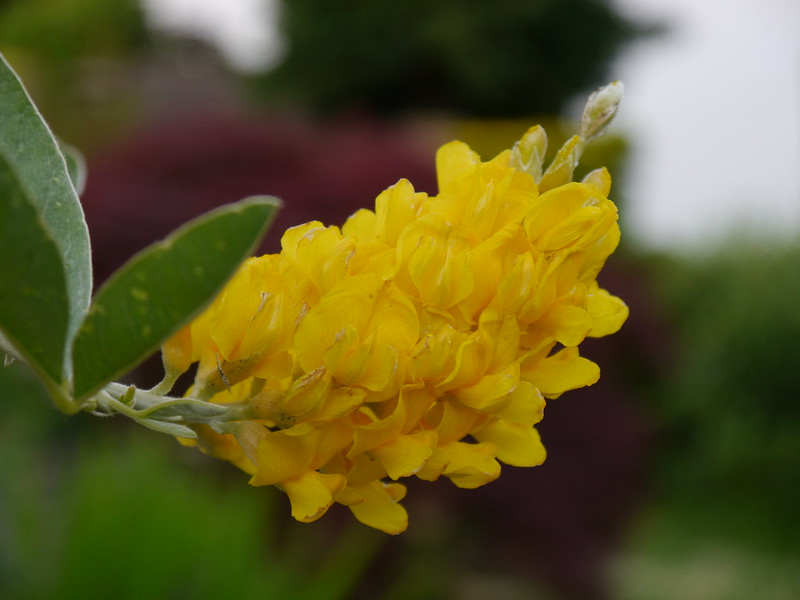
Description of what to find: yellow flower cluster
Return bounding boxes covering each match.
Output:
[163,123,627,534]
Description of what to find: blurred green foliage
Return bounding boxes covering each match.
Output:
[255,0,647,116]
[0,363,383,600]
[647,244,800,529]
[0,0,148,62]
[610,243,800,599]
[0,0,151,147]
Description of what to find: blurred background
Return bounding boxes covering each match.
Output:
[1,1,799,598]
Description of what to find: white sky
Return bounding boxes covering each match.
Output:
[142,0,800,252]
[140,0,283,72]
[613,0,800,251]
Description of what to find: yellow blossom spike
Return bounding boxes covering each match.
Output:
[160,84,628,533]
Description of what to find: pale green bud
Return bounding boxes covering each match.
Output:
[580,81,624,144]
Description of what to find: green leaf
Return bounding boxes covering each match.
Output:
[70,196,280,401]
[0,54,92,371]
[0,159,71,386]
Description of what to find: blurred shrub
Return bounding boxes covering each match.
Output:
[255,0,648,116]
[0,0,152,146]
[643,243,800,550]
[0,0,148,63]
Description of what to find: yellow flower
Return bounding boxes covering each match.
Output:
[162,87,628,534]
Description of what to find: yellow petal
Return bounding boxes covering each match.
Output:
[310,386,367,422]
[298,228,356,296]
[335,485,364,506]
[324,326,400,392]
[538,135,581,192]
[342,208,378,242]
[494,380,546,426]
[523,347,600,398]
[440,441,501,489]
[536,304,593,347]
[540,207,608,252]
[580,224,621,281]
[371,430,438,480]
[346,452,390,486]
[348,398,406,457]
[581,167,612,196]
[414,447,449,481]
[454,364,518,412]
[428,399,486,444]
[587,287,629,337]
[436,140,479,192]
[397,384,437,434]
[250,426,317,485]
[295,274,418,377]
[348,481,409,534]
[281,471,346,522]
[481,313,520,373]
[208,263,263,362]
[251,350,294,380]
[430,163,515,240]
[473,420,546,467]
[161,324,192,377]
[492,251,537,315]
[280,221,326,255]
[250,421,351,486]
[189,425,256,475]
[525,182,612,252]
[209,256,294,363]
[458,243,504,319]
[276,367,332,424]
[409,323,463,382]
[373,179,428,245]
[401,218,474,309]
[437,334,490,391]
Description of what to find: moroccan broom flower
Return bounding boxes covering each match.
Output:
[162,83,629,534]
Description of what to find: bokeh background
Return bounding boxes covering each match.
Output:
[1,1,799,598]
